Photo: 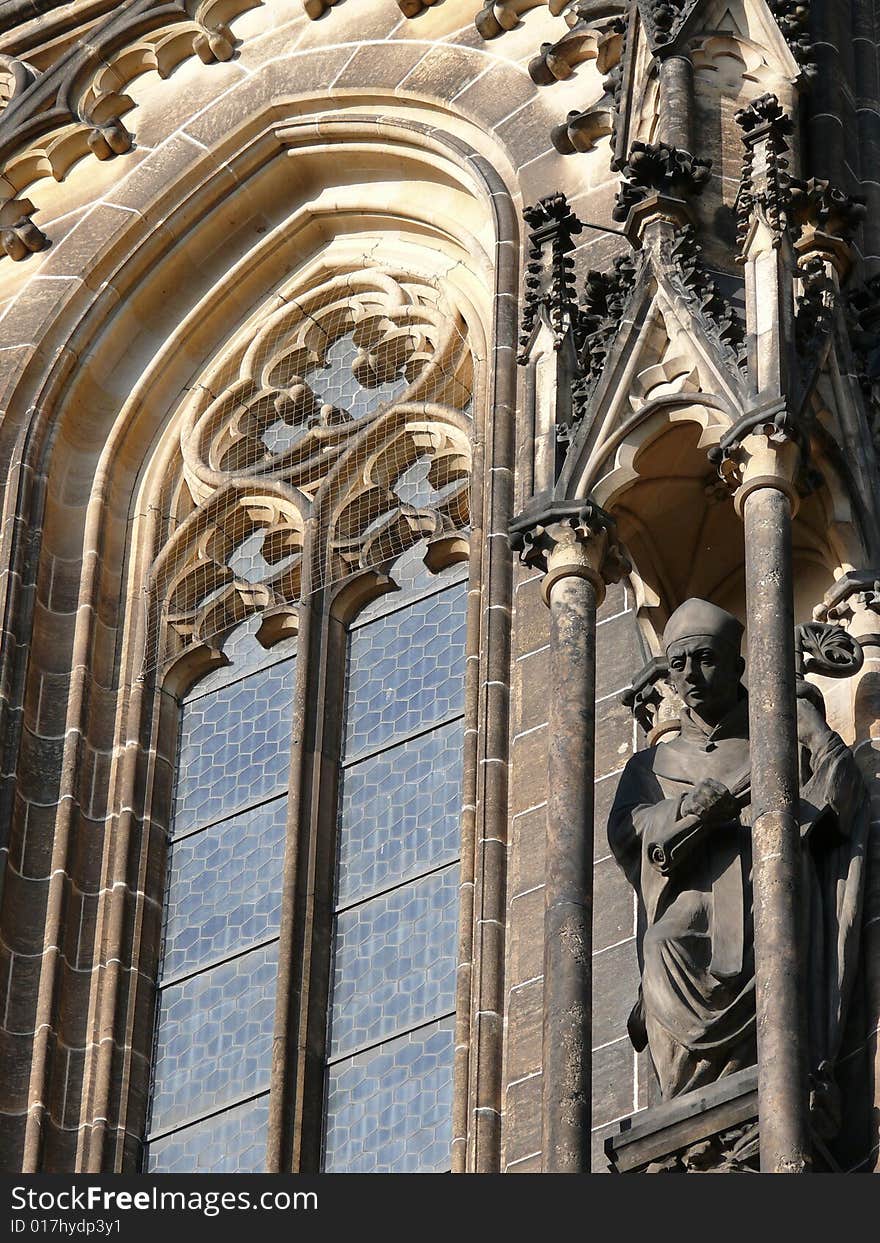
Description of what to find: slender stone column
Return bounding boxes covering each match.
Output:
[719,425,812,1172]
[510,500,628,1172]
[659,54,694,153]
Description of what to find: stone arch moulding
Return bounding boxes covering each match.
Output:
[562,395,868,664]
[0,102,519,1175]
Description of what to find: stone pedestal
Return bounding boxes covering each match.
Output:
[604,1064,853,1173]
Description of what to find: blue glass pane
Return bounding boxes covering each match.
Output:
[324,1018,454,1173]
[306,334,409,422]
[147,1095,269,1173]
[337,719,463,907]
[354,542,468,625]
[150,942,278,1133]
[183,617,296,701]
[162,797,288,980]
[343,584,467,761]
[173,658,295,835]
[329,866,459,1059]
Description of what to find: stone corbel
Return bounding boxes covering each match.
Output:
[0,197,49,261]
[815,572,880,652]
[475,0,561,39]
[302,0,341,17]
[529,15,624,84]
[86,117,134,161]
[397,0,442,13]
[550,107,613,154]
[193,22,237,63]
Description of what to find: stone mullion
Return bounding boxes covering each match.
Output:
[265,530,315,1173]
[284,581,338,1174]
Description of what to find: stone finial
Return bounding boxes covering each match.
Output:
[734,94,794,251]
[708,401,805,516]
[519,193,584,361]
[509,499,630,605]
[612,141,711,224]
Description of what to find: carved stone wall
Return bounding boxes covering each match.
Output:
[0,0,879,1177]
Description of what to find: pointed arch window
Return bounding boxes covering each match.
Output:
[140,257,477,1174]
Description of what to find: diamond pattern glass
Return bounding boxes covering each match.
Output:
[150,942,278,1134]
[329,865,459,1059]
[182,620,296,700]
[325,567,466,1172]
[342,582,467,762]
[355,542,467,625]
[149,620,294,1172]
[173,657,295,836]
[324,1019,455,1173]
[162,795,287,980]
[336,719,463,907]
[147,1095,269,1173]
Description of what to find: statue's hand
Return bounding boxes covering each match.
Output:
[680,778,739,824]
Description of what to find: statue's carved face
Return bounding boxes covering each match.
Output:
[666,636,744,727]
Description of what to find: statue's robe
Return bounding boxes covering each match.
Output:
[608,697,868,1102]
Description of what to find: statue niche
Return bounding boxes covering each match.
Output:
[607,598,868,1167]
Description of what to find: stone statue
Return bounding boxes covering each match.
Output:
[608,598,868,1127]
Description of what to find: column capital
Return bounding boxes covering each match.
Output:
[620,655,682,744]
[708,401,805,517]
[814,570,880,646]
[509,498,630,607]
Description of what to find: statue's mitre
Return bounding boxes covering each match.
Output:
[663,598,744,655]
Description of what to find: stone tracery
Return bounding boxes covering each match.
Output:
[145,262,475,685]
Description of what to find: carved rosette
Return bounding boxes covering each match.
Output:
[510,499,630,606]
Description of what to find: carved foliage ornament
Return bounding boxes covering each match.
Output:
[613,141,712,223]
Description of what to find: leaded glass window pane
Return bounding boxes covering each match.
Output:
[146,1095,270,1174]
[324,558,466,1172]
[324,1018,455,1174]
[145,624,294,1172]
